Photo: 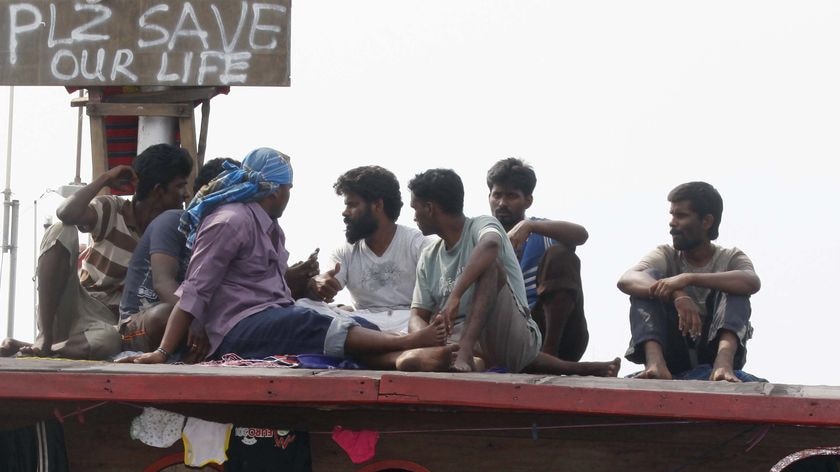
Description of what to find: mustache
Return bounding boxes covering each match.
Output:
[670,230,682,236]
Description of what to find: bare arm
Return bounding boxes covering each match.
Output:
[526,219,588,246]
[56,165,137,227]
[508,219,587,251]
[682,270,761,295]
[150,253,181,306]
[617,265,657,297]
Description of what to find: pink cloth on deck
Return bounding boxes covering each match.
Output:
[331,426,379,464]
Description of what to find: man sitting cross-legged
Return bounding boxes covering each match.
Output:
[117,158,239,362]
[124,148,457,371]
[306,165,433,334]
[407,168,619,376]
[617,181,763,382]
[1,144,193,359]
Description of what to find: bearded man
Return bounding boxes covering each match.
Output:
[617,182,763,382]
[307,166,432,333]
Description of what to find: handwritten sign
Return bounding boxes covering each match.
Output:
[0,0,291,86]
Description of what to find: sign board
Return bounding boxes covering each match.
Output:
[0,0,291,86]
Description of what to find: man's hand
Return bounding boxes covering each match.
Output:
[312,263,342,303]
[287,256,320,298]
[438,295,460,336]
[649,273,692,302]
[674,296,702,338]
[182,320,210,364]
[506,219,532,251]
[115,349,167,364]
[103,165,138,192]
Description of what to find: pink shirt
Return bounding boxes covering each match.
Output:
[176,201,293,354]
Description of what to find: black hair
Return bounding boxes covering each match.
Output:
[486,157,537,196]
[407,169,464,215]
[133,144,193,200]
[668,181,724,240]
[195,157,239,194]
[334,166,403,221]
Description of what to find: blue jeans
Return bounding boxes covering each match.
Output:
[212,305,379,360]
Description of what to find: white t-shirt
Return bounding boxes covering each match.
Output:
[331,224,432,311]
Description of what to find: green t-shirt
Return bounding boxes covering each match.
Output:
[412,216,530,338]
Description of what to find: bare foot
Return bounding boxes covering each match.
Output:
[395,345,460,372]
[18,335,52,357]
[710,365,741,382]
[635,361,672,380]
[573,357,621,377]
[452,345,477,372]
[405,314,447,349]
[0,338,30,357]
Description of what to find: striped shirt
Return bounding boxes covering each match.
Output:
[78,195,140,301]
[518,218,556,309]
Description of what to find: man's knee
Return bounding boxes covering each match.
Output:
[536,245,582,300]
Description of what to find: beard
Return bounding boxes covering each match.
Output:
[671,231,702,251]
[344,210,378,244]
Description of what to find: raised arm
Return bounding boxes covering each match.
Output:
[508,218,588,250]
[56,165,137,227]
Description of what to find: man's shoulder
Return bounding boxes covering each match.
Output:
[205,202,252,224]
[149,209,184,230]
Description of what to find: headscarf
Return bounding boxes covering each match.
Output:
[179,147,293,249]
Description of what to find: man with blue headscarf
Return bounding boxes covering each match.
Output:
[126,148,458,371]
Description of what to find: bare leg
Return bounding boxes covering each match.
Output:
[394,345,461,372]
[710,330,740,382]
[452,262,501,372]
[635,340,673,380]
[18,244,72,357]
[344,315,446,355]
[524,353,620,377]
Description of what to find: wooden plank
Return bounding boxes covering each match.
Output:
[377,374,840,427]
[87,103,193,118]
[87,88,109,194]
[178,108,198,191]
[0,371,379,404]
[0,0,290,86]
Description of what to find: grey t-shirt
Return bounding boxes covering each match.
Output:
[636,244,755,314]
[119,209,189,319]
[412,215,530,337]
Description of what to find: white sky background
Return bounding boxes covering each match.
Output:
[0,0,838,385]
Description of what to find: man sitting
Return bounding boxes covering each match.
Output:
[486,157,590,360]
[126,148,457,372]
[118,158,238,362]
[407,168,619,376]
[307,166,432,333]
[617,182,763,382]
[1,144,193,359]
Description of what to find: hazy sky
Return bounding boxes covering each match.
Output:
[0,1,838,385]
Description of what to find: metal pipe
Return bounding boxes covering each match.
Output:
[74,90,84,184]
[6,199,18,338]
[4,86,13,191]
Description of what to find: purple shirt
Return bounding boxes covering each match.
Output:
[176,201,293,355]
